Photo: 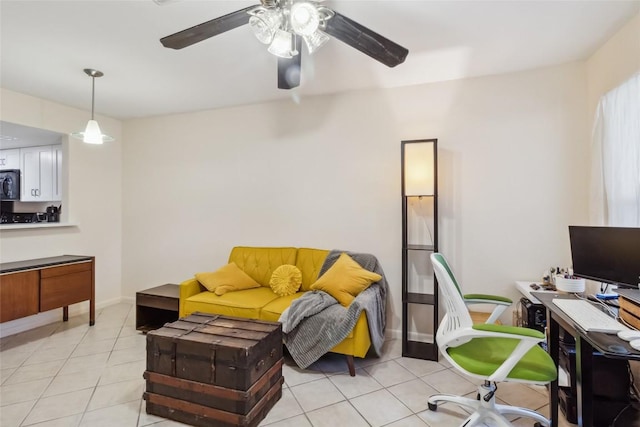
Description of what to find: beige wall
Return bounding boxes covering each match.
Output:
[122,62,589,335]
[587,12,640,118]
[0,89,123,337]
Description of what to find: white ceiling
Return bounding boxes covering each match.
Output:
[0,121,64,149]
[1,1,639,120]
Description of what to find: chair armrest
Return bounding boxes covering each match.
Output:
[464,294,513,324]
[472,323,544,339]
[179,278,205,317]
[464,293,512,305]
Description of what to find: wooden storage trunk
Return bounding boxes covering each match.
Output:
[145,313,283,427]
[145,358,283,415]
[144,380,282,427]
[144,366,283,427]
[146,313,283,390]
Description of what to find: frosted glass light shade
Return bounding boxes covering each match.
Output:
[404,142,434,196]
[268,29,297,58]
[249,8,282,44]
[71,120,114,145]
[302,30,329,54]
[290,2,319,36]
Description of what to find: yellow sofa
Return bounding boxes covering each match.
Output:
[179,246,374,375]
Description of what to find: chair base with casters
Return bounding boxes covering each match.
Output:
[427,380,550,427]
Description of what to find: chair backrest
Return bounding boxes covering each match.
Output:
[434,253,464,297]
[431,253,473,342]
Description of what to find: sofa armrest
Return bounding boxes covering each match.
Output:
[179,278,204,317]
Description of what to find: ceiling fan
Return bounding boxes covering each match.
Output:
[158,0,409,90]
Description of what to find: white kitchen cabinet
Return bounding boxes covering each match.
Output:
[0,149,20,169]
[52,146,63,201]
[21,145,61,202]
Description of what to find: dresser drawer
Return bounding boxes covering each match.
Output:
[40,270,92,311]
[41,261,92,279]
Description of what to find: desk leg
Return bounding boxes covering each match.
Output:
[63,306,69,321]
[548,313,560,426]
[576,336,594,427]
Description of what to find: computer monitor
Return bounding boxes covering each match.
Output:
[568,226,640,289]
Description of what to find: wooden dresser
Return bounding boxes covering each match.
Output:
[0,255,95,325]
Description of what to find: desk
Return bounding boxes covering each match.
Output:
[515,280,555,304]
[534,292,640,427]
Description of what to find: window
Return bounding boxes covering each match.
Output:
[590,73,640,226]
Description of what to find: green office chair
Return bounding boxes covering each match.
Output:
[429,253,557,427]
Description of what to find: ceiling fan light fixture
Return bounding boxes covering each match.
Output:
[302,29,329,54]
[71,68,114,145]
[159,1,409,90]
[268,29,297,58]
[248,7,282,44]
[290,2,320,36]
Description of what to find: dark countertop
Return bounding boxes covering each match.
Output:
[0,255,93,274]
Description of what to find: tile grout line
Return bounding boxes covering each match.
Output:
[12,305,134,426]
[16,317,94,427]
[19,307,102,427]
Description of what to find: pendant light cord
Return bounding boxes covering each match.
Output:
[91,76,95,120]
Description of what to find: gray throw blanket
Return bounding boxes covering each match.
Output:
[279,250,388,369]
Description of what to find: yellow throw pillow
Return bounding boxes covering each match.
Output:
[269,265,303,297]
[195,262,260,296]
[310,253,382,306]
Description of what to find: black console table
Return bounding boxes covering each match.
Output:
[0,255,95,325]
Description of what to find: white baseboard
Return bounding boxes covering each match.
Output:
[386,328,402,340]
[0,297,125,339]
[385,328,434,343]
[121,296,135,304]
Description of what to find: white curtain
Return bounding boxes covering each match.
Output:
[590,73,640,227]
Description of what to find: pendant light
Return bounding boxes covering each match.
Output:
[71,68,114,145]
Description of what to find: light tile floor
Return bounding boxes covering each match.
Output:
[0,303,575,427]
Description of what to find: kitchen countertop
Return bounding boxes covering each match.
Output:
[0,222,77,231]
[0,255,93,274]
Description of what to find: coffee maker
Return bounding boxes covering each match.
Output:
[46,205,61,222]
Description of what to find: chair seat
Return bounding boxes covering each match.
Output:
[447,337,557,383]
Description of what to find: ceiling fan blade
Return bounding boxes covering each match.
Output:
[160,5,257,50]
[277,36,302,89]
[323,11,408,67]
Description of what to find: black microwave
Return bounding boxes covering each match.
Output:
[0,169,21,200]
